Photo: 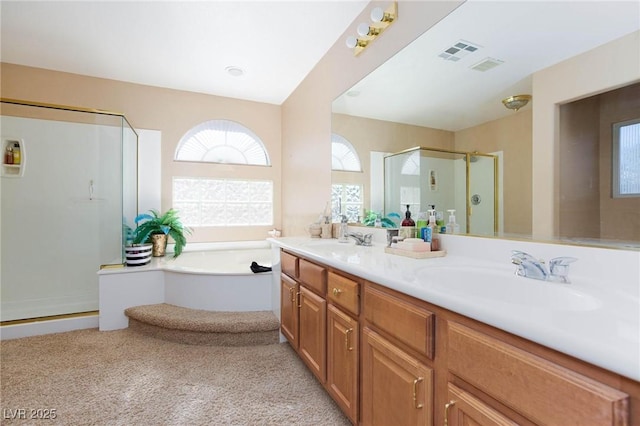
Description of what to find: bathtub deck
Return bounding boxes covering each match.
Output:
[125,303,280,346]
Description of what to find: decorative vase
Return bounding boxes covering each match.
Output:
[124,244,153,266]
[151,233,168,257]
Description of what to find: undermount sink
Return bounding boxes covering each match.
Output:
[417,266,602,312]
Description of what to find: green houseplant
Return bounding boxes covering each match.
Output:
[132,209,191,258]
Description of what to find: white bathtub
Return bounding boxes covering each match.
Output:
[160,246,273,275]
[98,241,279,331]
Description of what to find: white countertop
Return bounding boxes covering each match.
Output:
[268,236,640,382]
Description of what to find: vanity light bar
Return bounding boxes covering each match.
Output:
[346,2,397,56]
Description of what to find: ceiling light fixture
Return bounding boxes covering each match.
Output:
[502,94,532,112]
[346,2,397,56]
[225,66,244,77]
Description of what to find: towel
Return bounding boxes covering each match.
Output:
[250,261,272,273]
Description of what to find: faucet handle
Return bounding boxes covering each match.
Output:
[549,257,578,283]
[363,233,373,245]
[511,250,537,262]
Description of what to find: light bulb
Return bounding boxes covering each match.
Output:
[357,22,371,37]
[346,36,358,49]
[370,7,384,22]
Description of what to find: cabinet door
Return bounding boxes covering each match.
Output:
[444,383,518,426]
[327,304,359,424]
[299,285,327,383]
[362,327,433,426]
[280,274,299,348]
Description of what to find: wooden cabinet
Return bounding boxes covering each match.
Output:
[298,285,327,383]
[363,283,435,359]
[362,327,433,426]
[444,383,518,426]
[447,321,629,426]
[327,304,359,424]
[278,249,637,426]
[280,273,298,347]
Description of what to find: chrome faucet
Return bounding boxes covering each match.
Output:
[348,232,373,246]
[510,251,577,283]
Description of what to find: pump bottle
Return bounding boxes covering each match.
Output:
[446,209,460,234]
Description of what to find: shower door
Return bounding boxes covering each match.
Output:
[0,101,137,322]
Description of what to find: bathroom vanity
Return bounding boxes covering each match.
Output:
[269,236,640,426]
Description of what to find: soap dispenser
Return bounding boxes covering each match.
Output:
[400,205,416,238]
[401,205,415,226]
[446,210,460,234]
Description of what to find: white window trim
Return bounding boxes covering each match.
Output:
[612,118,640,198]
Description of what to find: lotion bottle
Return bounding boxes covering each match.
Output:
[446,210,460,234]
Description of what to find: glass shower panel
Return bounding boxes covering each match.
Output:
[468,154,497,236]
[384,147,498,235]
[0,101,137,321]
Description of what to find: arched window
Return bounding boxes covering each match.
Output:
[332,133,361,172]
[401,150,420,175]
[175,120,270,166]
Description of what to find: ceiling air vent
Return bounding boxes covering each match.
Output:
[470,57,504,72]
[438,40,480,62]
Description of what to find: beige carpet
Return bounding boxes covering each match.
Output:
[0,328,350,425]
[125,304,280,333]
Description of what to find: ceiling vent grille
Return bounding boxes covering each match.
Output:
[438,40,481,62]
[470,57,505,72]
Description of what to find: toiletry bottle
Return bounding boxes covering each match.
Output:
[401,205,416,238]
[446,210,460,234]
[401,205,415,226]
[12,143,20,165]
[416,211,428,240]
[4,144,13,165]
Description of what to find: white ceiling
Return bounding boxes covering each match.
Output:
[0,0,369,105]
[332,0,640,131]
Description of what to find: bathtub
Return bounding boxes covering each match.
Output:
[98,241,279,331]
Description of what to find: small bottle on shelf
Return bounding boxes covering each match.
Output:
[12,143,21,165]
[4,144,13,165]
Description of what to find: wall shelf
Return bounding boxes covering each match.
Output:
[2,137,25,178]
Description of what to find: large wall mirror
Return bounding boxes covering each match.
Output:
[331,0,640,249]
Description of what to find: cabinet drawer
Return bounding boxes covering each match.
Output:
[364,284,435,359]
[448,322,629,426]
[327,271,359,316]
[299,259,327,294]
[281,250,298,278]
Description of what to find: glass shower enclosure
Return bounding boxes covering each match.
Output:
[384,147,499,235]
[0,99,137,322]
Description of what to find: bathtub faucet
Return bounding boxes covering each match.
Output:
[347,232,373,246]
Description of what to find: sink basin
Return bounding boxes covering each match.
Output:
[417,266,602,312]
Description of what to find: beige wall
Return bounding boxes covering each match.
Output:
[559,82,640,242]
[0,62,282,242]
[281,1,463,236]
[532,30,640,240]
[455,110,533,235]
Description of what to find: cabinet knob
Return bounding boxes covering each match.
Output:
[332,288,343,297]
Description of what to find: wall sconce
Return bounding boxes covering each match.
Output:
[346,2,397,56]
[502,95,532,112]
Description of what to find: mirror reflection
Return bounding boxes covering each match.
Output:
[331,0,640,248]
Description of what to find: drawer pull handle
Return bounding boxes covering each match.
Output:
[444,400,456,426]
[332,288,343,297]
[412,377,424,409]
[345,328,353,351]
[289,287,295,303]
[296,291,301,308]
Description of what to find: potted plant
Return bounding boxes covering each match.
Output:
[132,208,192,258]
